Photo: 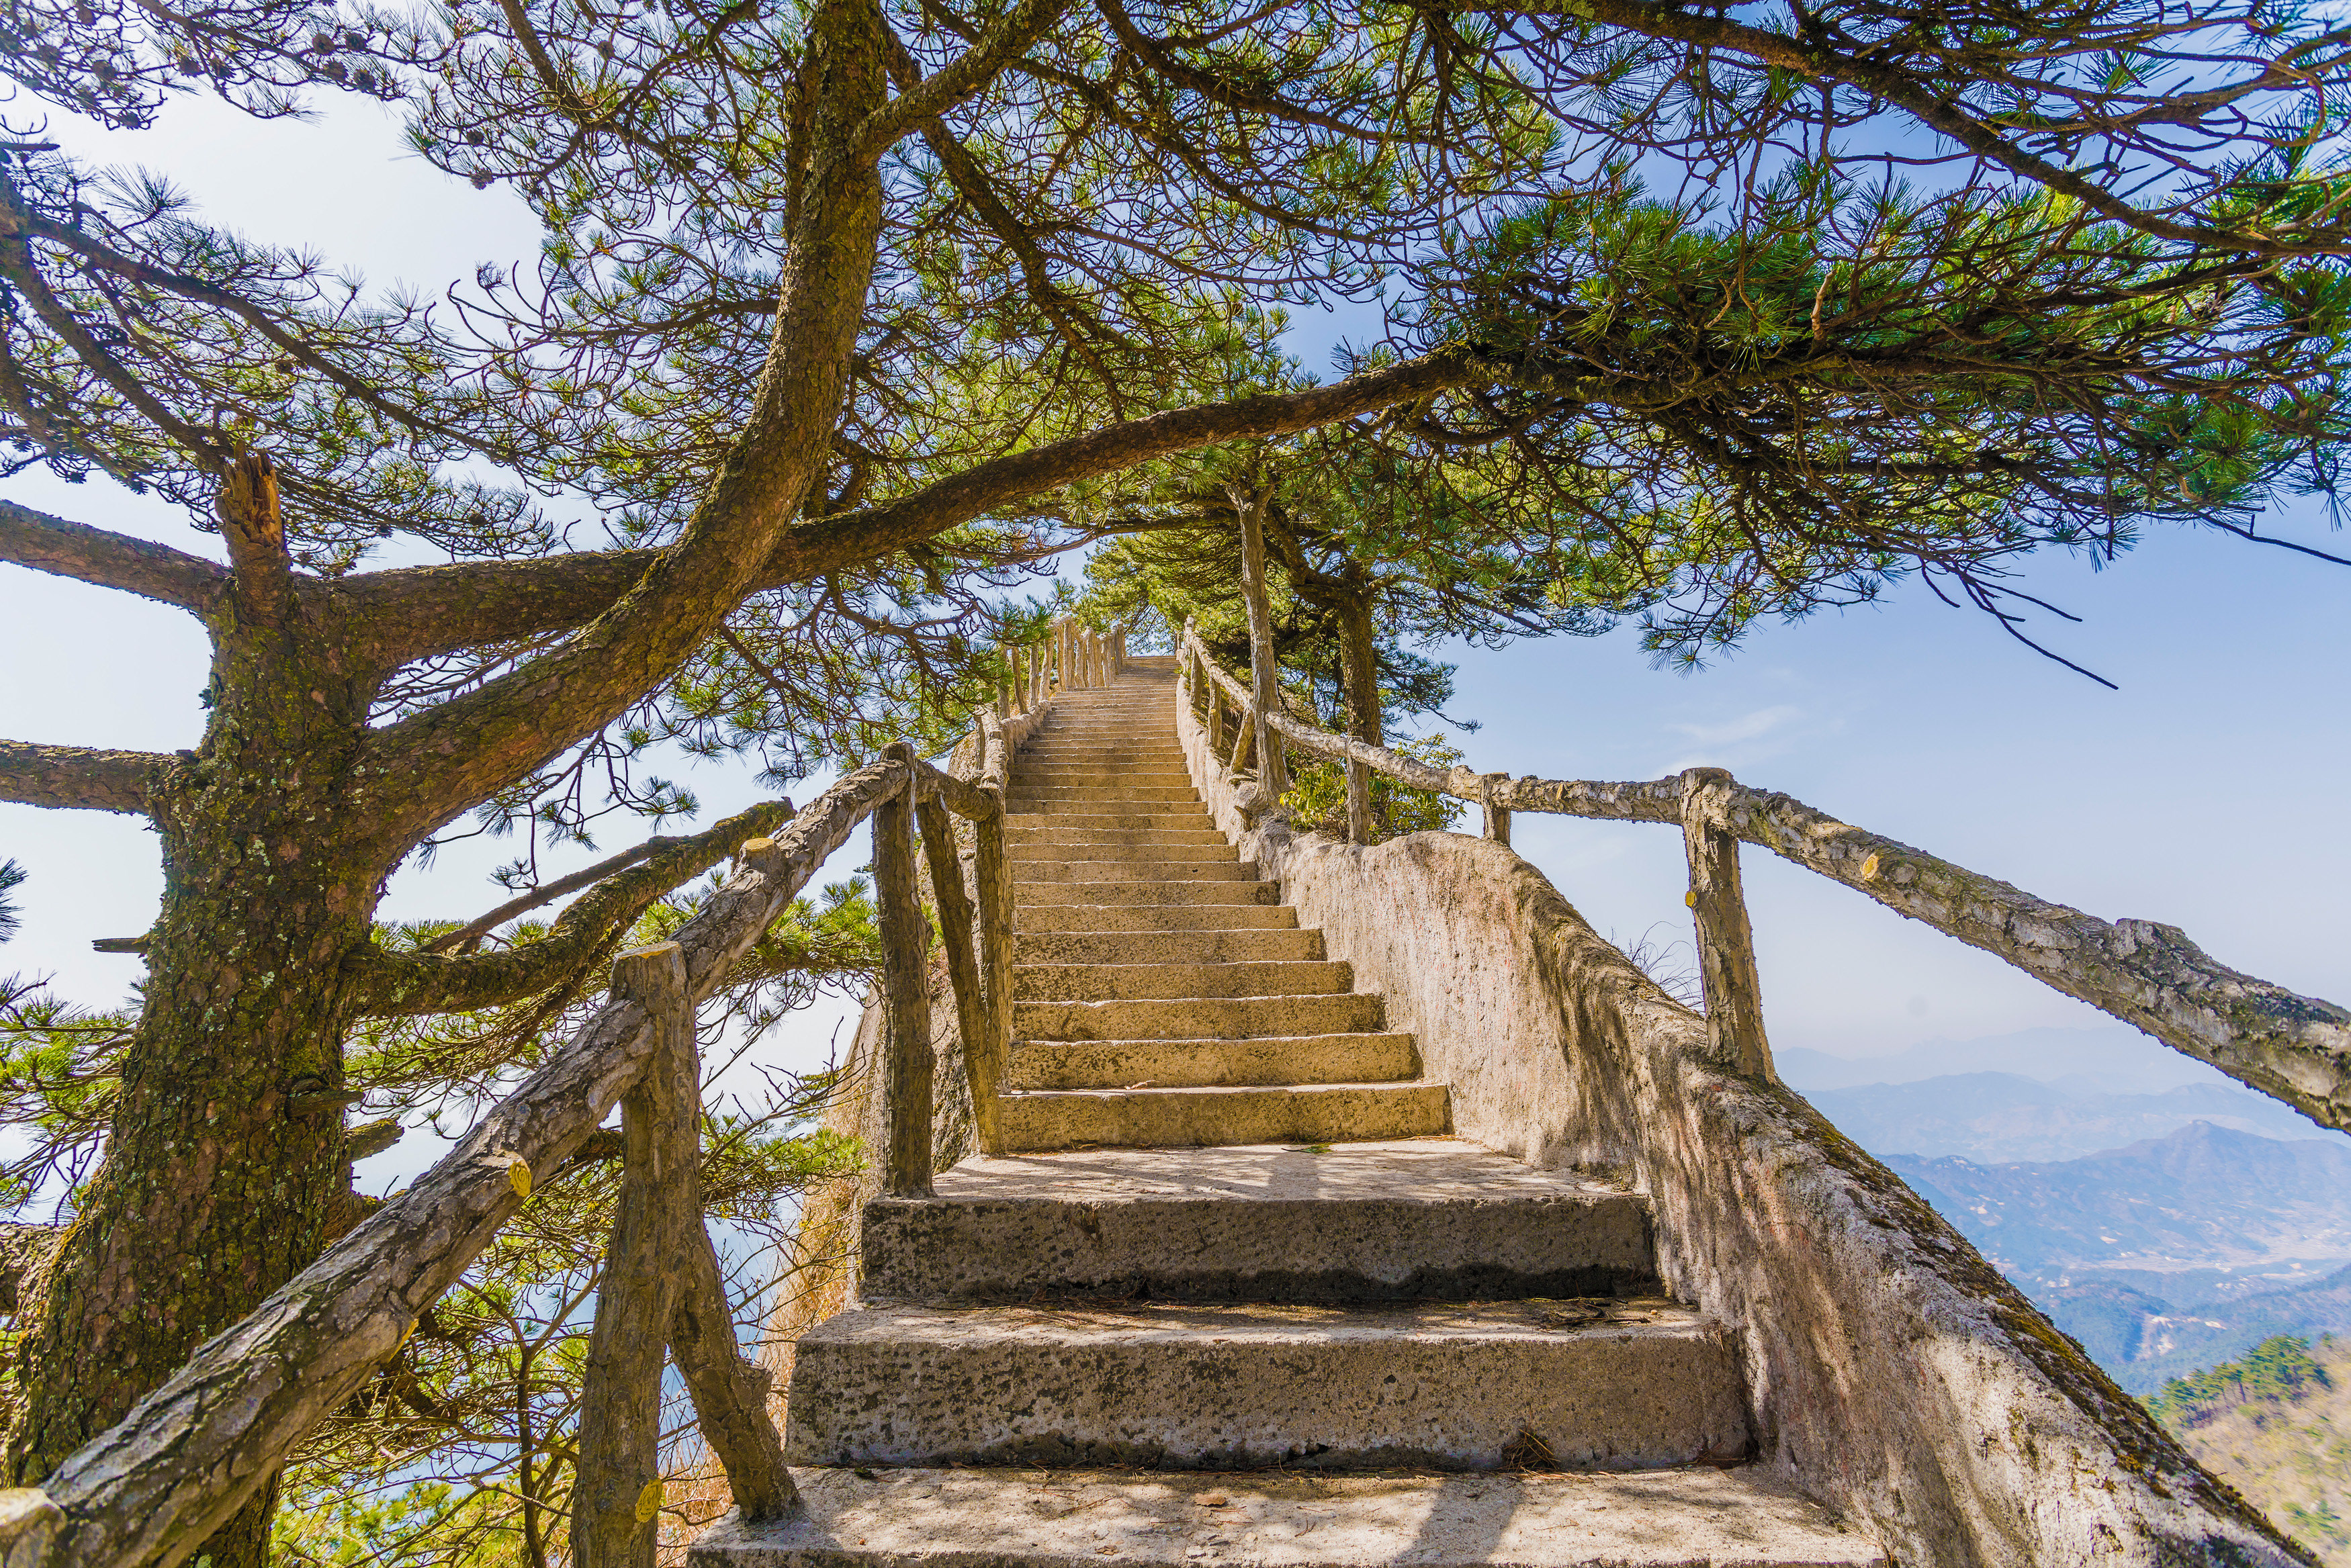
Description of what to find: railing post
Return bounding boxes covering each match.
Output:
[875,746,935,1195]
[575,941,693,1568]
[1234,487,1288,798]
[1347,757,1373,844]
[1480,774,1512,848]
[917,787,1002,1156]
[1680,767,1774,1081]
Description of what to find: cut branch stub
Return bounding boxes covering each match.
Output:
[1679,770,1774,1081]
[574,941,694,1568]
[875,745,935,1197]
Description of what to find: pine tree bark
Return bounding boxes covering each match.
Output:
[7,459,388,1567]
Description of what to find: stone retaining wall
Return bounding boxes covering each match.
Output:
[1179,694,2303,1567]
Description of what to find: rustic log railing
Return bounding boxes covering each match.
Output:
[0,664,1075,1567]
[1178,626,2351,1130]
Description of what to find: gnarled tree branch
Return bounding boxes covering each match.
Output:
[347,798,794,1017]
[0,502,228,614]
[0,741,159,814]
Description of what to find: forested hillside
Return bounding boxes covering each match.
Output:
[2152,1336,2351,1565]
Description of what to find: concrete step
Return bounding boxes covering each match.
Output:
[1016,880,1280,909]
[1009,789,1204,808]
[1017,928,1322,963]
[1014,960,1355,1002]
[861,1142,1656,1302]
[1018,903,1300,933]
[1004,1031,1415,1091]
[1008,808,1213,829]
[1007,827,1231,851]
[1000,1080,1447,1149]
[1014,992,1382,1040]
[691,1466,1886,1568]
[1012,839,1239,864]
[1018,765,1190,779]
[1016,859,1257,884]
[784,1297,1745,1471]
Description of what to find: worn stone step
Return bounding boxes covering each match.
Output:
[1017,903,1301,933]
[1017,928,1322,964]
[1016,880,1280,909]
[1012,839,1238,865]
[1009,788,1204,807]
[1015,991,1381,1040]
[860,1142,1656,1301]
[1016,858,1257,884]
[690,1466,1886,1568]
[1021,753,1189,767]
[1004,1031,1415,1091]
[784,1297,1743,1471]
[1014,960,1354,1003]
[1008,809,1211,831]
[1000,1080,1446,1149]
[1025,762,1194,776]
[1008,828,1231,853]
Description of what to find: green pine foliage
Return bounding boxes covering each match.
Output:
[2150,1335,2333,1429]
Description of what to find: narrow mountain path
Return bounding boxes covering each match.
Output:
[698,659,1883,1568]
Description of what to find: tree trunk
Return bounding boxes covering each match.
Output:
[7,465,394,1568]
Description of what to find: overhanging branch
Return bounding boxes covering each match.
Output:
[0,502,228,615]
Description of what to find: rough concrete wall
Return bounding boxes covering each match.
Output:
[1179,697,2305,1568]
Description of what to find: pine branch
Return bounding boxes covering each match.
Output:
[0,740,160,814]
[0,501,228,614]
[347,798,794,1017]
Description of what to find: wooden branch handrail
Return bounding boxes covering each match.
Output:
[1178,631,2351,1132]
[21,757,908,1568]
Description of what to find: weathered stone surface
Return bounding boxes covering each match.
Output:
[1014,960,1353,1002]
[1004,1031,1413,1090]
[1176,681,2305,1567]
[860,1141,1657,1302]
[1016,928,1323,964]
[689,1467,1886,1568]
[1014,995,1384,1041]
[1024,901,1300,932]
[786,1299,1747,1471]
[1016,880,1282,908]
[997,1082,1448,1150]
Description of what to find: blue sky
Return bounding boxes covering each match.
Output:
[4,87,2348,1116]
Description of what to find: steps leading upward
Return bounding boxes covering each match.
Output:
[997,670,1446,1152]
[695,659,1885,1568]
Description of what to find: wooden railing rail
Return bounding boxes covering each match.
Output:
[1178,629,2351,1131]
[13,710,1045,1568]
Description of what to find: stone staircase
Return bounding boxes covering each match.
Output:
[695,661,1884,1567]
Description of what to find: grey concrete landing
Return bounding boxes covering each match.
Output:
[691,1467,1885,1568]
[785,1299,1750,1471]
[860,1141,1658,1302]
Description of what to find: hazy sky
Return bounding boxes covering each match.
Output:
[5,87,2348,1118]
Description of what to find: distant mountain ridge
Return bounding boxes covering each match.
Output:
[1886,1123,2351,1284]
[1806,1070,2336,1163]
